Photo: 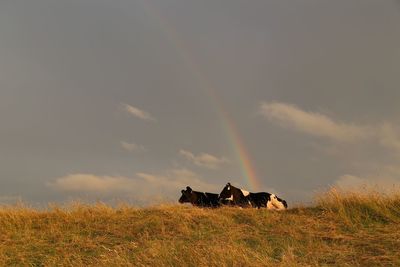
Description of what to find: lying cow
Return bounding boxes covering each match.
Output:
[218,182,288,210]
[253,192,288,210]
[179,186,220,207]
[218,183,252,208]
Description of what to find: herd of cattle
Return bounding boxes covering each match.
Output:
[179,182,288,210]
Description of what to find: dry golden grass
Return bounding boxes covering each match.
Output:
[1,189,400,266]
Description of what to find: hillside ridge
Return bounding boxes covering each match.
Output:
[1,189,399,266]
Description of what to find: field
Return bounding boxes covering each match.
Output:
[1,189,400,266]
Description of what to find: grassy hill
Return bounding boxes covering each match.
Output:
[1,189,399,266]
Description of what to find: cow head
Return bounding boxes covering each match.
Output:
[178,186,193,204]
[269,194,288,210]
[219,183,233,200]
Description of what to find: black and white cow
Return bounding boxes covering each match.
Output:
[251,192,288,210]
[178,186,220,207]
[218,183,252,208]
[218,183,288,210]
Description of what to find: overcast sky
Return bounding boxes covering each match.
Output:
[1,0,400,205]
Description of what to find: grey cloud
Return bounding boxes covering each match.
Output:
[1,0,400,204]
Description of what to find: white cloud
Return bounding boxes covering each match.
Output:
[333,175,368,191]
[120,141,146,152]
[258,102,400,197]
[179,149,229,169]
[260,102,400,154]
[260,102,370,142]
[48,169,217,197]
[378,122,400,152]
[136,168,217,192]
[0,195,23,204]
[48,174,134,193]
[334,171,400,193]
[122,103,156,122]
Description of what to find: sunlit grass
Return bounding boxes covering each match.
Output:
[0,189,399,266]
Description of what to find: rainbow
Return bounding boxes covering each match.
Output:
[138,1,261,190]
[205,88,261,190]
